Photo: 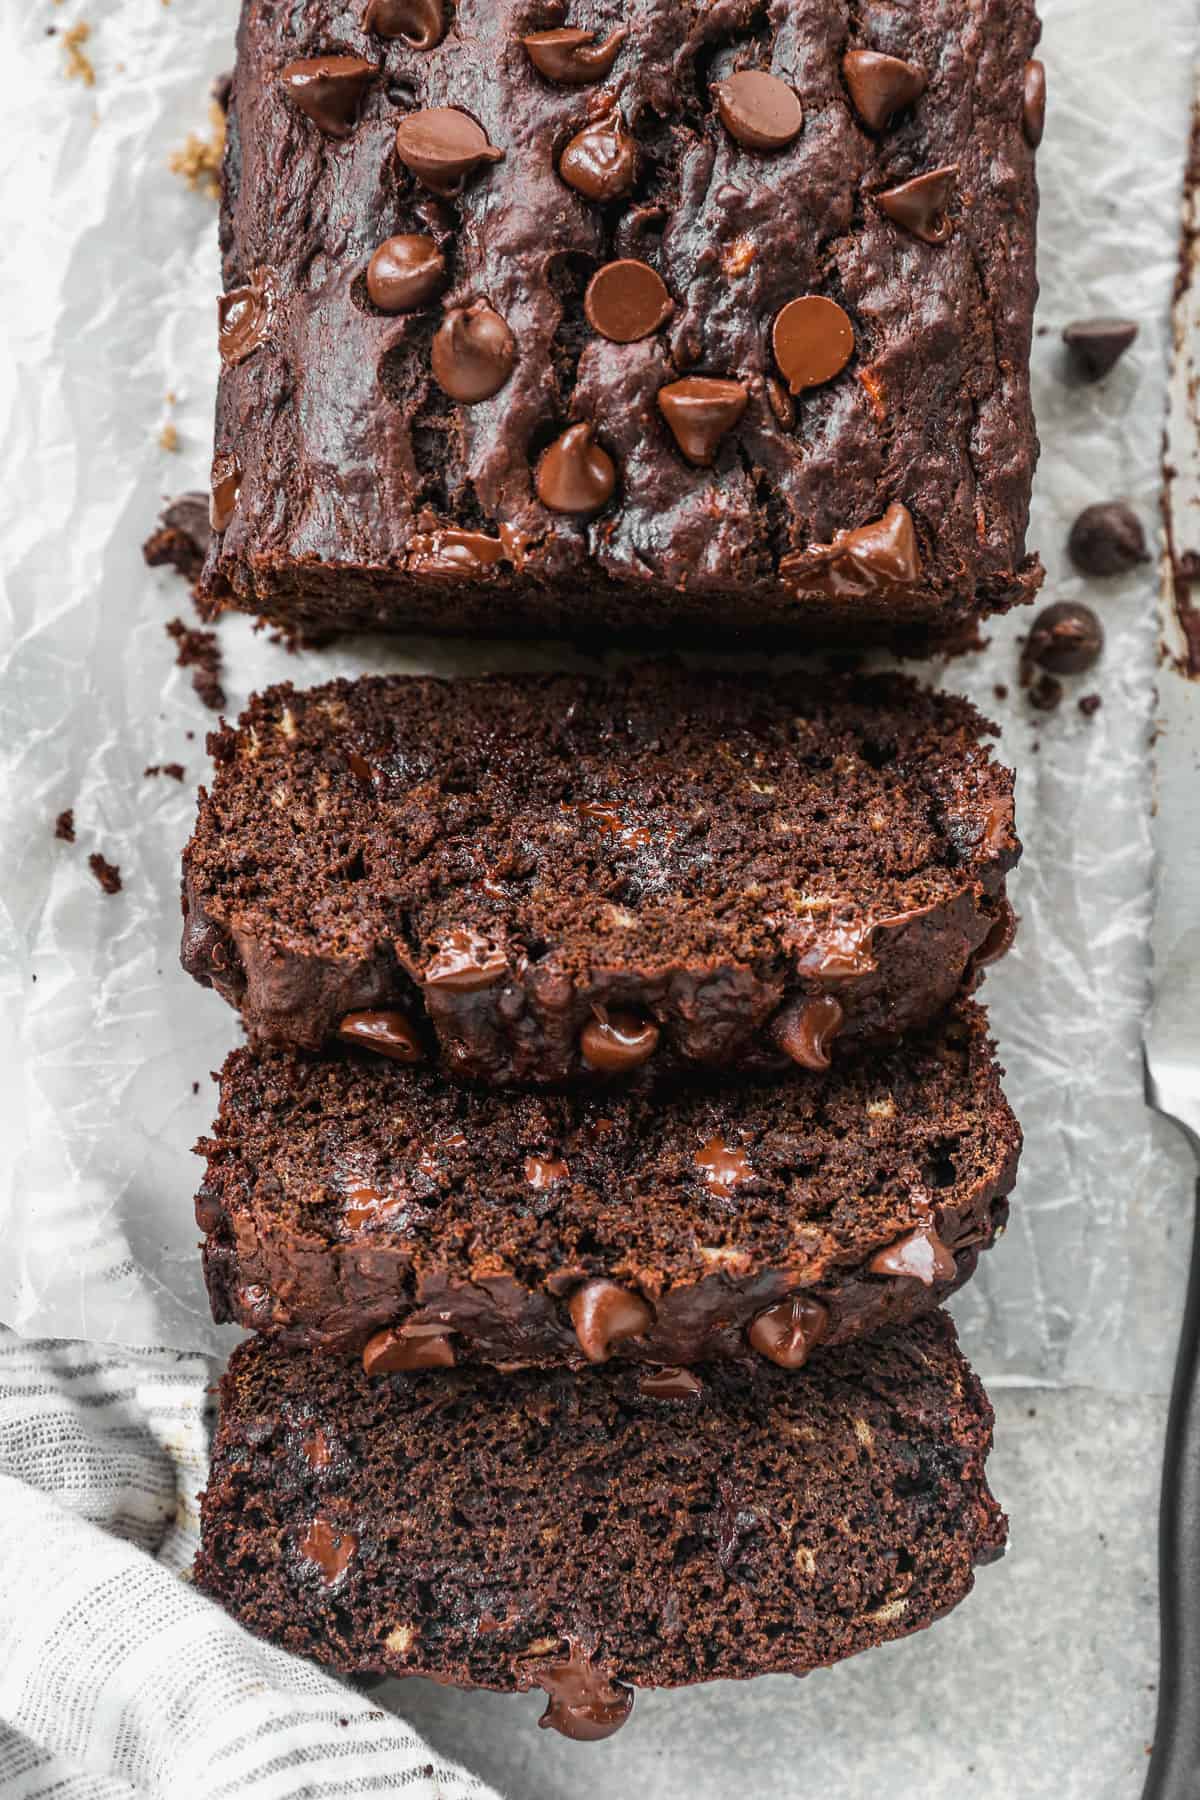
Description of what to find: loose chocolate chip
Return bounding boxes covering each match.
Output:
[712,70,803,150]
[407,528,507,576]
[869,1226,956,1286]
[431,302,516,403]
[337,1010,425,1062]
[1062,317,1138,382]
[842,49,926,131]
[638,1366,703,1400]
[534,1641,635,1742]
[394,108,504,196]
[569,1280,654,1363]
[1026,600,1105,675]
[559,105,637,201]
[536,422,617,515]
[694,1136,753,1192]
[424,925,507,989]
[1068,502,1150,576]
[657,376,748,466]
[364,0,444,49]
[279,56,376,139]
[781,502,922,600]
[876,165,957,243]
[218,268,277,366]
[775,995,845,1071]
[772,295,855,395]
[209,450,242,532]
[367,234,446,311]
[362,1322,457,1373]
[522,26,627,84]
[300,1519,357,1583]
[584,259,673,342]
[1022,59,1046,147]
[579,1009,659,1072]
[748,1295,829,1370]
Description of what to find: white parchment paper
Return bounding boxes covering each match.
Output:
[1,0,1196,1394]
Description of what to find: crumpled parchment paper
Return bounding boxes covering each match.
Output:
[1,0,1196,1395]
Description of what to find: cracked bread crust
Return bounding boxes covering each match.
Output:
[180,666,1020,1084]
[200,0,1042,648]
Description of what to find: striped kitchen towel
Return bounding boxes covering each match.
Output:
[0,1330,496,1800]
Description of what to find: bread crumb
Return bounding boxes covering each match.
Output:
[159,422,179,454]
[54,808,76,843]
[89,853,122,895]
[63,21,95,86]
[166,617,226,711]
[169,101,226,202]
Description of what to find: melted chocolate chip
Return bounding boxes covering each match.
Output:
[522,27,627,85]
[694,1135,753,1192]
[525,1154,569,1189]
[533,1640,635,1741]
[1062,317,1138,382]
[775,995,845,1071]
[337,1010,424,1062]
[279,56,376,139]
[974,898,1018,968]
[536,423,617,515]
[424,926,507,990]
[218,268,277,366]
[367,234,446,311]
[579,1010,659,1073]
[209,450,242,532]
[1068,502,1149,576]
[772,295,855,395]
[713,70,803,151]
[842,50,926,132]
[558,105,637,201]
[638,1366,703,1400]
[302,1428,333,1469]
[1025,600,1104,675]
[781,502,922,601]
[876,166,957,243]
[584,259,673,342]
[362,1321,457,1373]
[748,1295,829,1370]
[407,527,507,576]
[569,1280,654,1362]
[364,0,444,49]
[869,1225,956,1286]
[431,303,516,403]
[300,1518,357,1583]
[657,377,748,466]
[394,108,505,196]
[1022,59,1047,147]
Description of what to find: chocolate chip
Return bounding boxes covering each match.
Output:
[522,27,627,84]
[424,926,507,990]
[299,1519,357,1583]
[536,422,617,515]
[780,502,922,600]
[637,1366,703,1400]
[367,234,446,311]
[1026,600,1105,675]
[694,1136,753,1192]
[558,105,637,201]
[279,56,376,139]
[362,1322,457,1373]
[579,1009,659,1072]
[407,528,507,576]
[869,1226,956,1285]
[218,268,277,366]
[1022,59,1046,147]
[1062,317,1138,382]
[772,295,855,395]
[337,1010,425,1061]
[657,376,748,466]
[876,165,957,243]
[364,0,444,49]
[774,995,845,1071]
[533,1640,635,1742]
[431,302,515,403]
[712,70,803,150]
[584,259,673,342]
[842,49,926,131]
[525,1155,569,1189]
[1068,502,1149,576]
[394,107,504,196]
[209,450,242,532]
[748,1295,829,1370]
[569,1280,654,1363]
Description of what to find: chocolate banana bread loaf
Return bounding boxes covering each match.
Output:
[181,666,1019,1084]
[199,0,1043,650]
[198,1003,1020,1369]
[195,1316,1006,1736]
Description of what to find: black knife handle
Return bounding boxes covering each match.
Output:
[1144,1174,1200,1800]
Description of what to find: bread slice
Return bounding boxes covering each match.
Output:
[183,665,1018,1085]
